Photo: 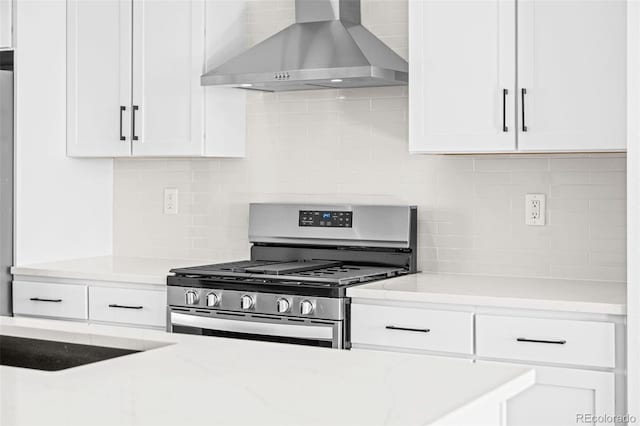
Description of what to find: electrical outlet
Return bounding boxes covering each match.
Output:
[525,193,546,226]
[164,188,178,215]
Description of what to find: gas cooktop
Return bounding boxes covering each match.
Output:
[171,259,407,286]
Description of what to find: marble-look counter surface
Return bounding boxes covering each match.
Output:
[0,316,534,426]
[347,273,626,315]
[10,256,227,285]
[11,258,625,315]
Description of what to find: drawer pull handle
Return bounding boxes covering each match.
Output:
[516,337,566,345]
[108,304,143,310]
[30,297,62,303]
[385,325,430,333]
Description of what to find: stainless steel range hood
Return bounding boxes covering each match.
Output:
[201,0,408,92]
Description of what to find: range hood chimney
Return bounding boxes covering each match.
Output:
[200,0,408,92]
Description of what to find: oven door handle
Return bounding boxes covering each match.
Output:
[170,312,334,341]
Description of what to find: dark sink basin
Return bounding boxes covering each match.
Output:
[0,334,141,371]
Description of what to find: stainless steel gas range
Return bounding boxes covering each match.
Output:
[167,203,417,349]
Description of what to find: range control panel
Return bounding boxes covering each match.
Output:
[299,210,353,228]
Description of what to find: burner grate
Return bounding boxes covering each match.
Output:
[173,260,282,275]
[285,264,405,284]
[172,261,407,287]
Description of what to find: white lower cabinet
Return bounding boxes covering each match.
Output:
[497,364,615,426]
[351,304,473,355]
[12,278,167,329]
[350,300,624,425]
[89,287,166,328]
[13,281,88,320]
[476,314,616,369]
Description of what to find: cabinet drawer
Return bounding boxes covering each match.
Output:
[351,304,474,354]
[13,281,88,320]
[89,287,166,327]
[476,315,615,368]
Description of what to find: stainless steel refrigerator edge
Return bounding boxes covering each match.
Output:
[0,53,14,316]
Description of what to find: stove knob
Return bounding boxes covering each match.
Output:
[276,298,290,313]
[240,295,254,310]
[206,293,220,307]
[185,291,199,305]
[300,300,314,315]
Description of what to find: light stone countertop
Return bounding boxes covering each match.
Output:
[10,256,230,285]
[0,316,534,426]
[11,257,626,315]
[347,273,627,315]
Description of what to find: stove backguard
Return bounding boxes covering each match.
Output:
[248,203,418,274]
[249,204,417,251]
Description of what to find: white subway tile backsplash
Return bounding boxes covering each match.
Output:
[475,158,550,172]
[112,0,627,283]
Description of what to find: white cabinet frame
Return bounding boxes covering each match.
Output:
[0,0,12,48]
[409,0,516,154]
[351,298,626,423]
[626,0,640,417]
[409,0,628,154]
[66,0,245,158]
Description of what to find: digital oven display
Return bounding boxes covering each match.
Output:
[298,210,353,228]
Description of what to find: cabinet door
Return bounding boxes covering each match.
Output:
[0,0,12,48]
[409,0,516,154]
[13,281,88,320]
[504,365,615,426]
[131,0,204,157]
[203,0,246,157]
[351,303,474,355]
[517,0,627,152]
[89,286,166,328]
[67,0,132,157]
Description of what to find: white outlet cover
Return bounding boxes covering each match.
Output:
[164,188,178,215]
[525,193,546,226]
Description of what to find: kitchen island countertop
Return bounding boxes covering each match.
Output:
[0,316,534,426]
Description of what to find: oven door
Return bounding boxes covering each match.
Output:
[169,310,344,349]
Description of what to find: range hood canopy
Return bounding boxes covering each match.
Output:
[201,0,408,92]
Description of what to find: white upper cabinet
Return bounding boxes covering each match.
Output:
[517,0,627,152]
[409,0,627,154]
[66,0,245,158]
[67,0,132,157]
[202,1,246,157]
[409,0,516,154]
[131,0,204,157]
[0,0,12,48]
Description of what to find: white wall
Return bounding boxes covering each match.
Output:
[15,0,112,265]
[113,0,627,283]
[626,0,639,417]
